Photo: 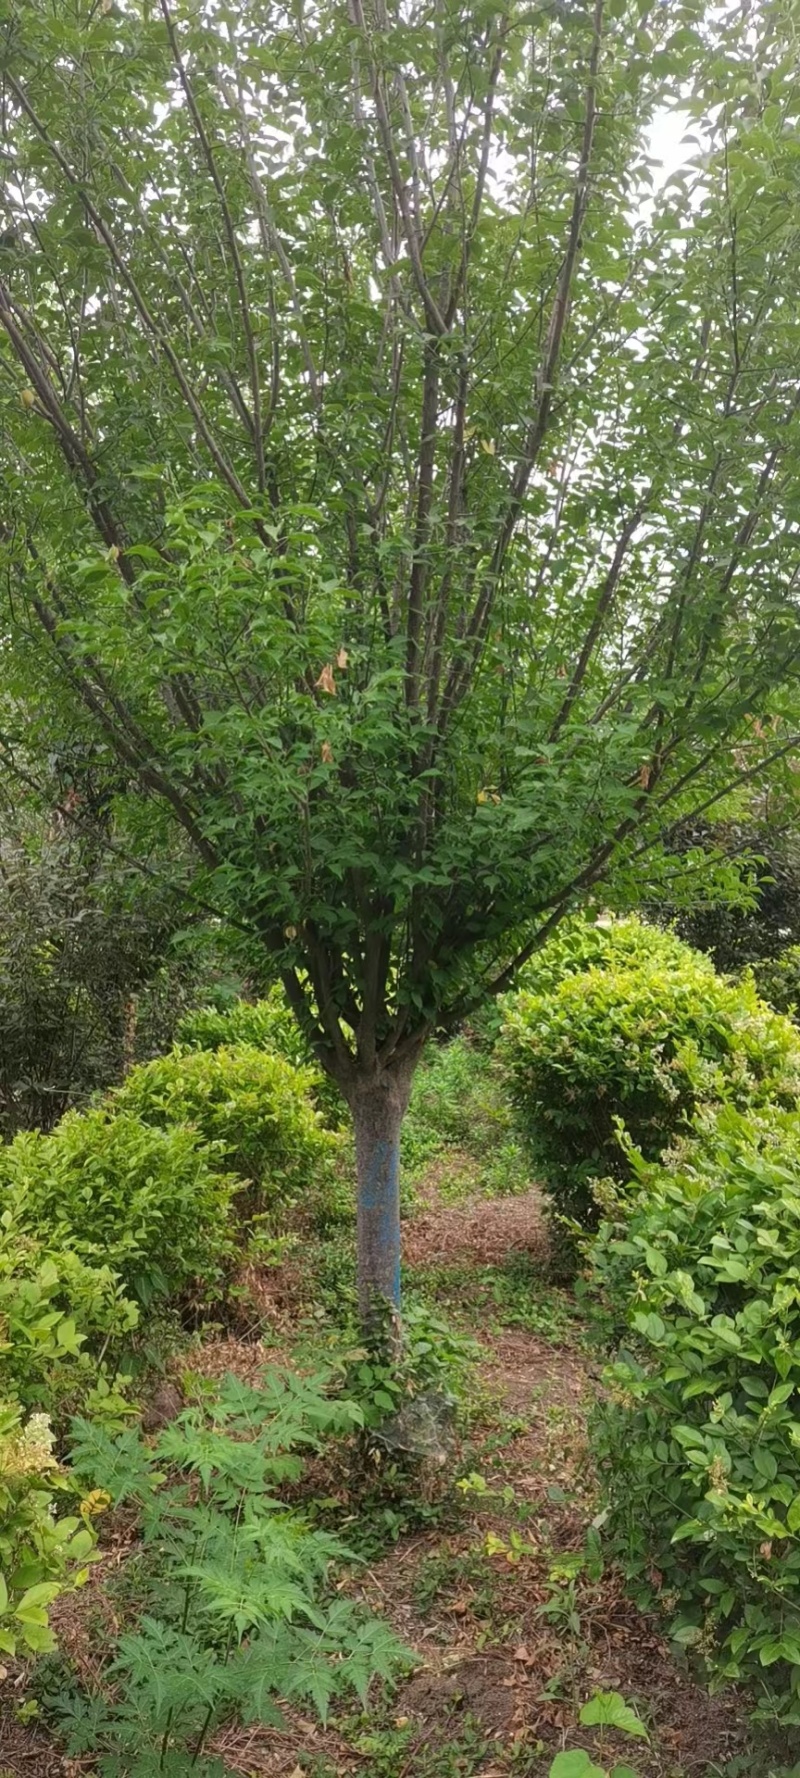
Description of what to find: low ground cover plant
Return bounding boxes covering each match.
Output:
[589,1104,800,1732]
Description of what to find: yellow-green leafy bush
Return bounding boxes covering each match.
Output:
[0,1208,137,1419]
[1,1111,240,1310]
[177,989,345,1125]
[111,1043,336,1215]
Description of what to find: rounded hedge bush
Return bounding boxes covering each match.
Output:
[589,1105,800,1731]
[500,917,800,1236]
[0,1111,240,1308]
[111,1043,336,1213]
[176,989,345,1126]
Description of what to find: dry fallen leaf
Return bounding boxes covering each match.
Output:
[315,663,336,695]
[321,740,333,763]
[336,646,349,669]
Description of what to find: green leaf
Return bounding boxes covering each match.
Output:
[579,1693,649,1740]
[550,1753,604,1778]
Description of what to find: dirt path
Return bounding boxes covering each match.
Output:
[403,1182,548,1270]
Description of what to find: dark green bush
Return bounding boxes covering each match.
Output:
[176,989,345,1125]
[500,918,800,1234]
[752,944,800,1019]
[111,1043,337,1214]
[588,1106,800,1732]
[1,1111,240,1309]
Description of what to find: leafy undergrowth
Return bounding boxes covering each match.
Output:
[0,1177,788,1778]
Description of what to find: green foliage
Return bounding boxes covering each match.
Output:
[753,947,800,1020]
[1,1110,240,1310]
[177,992,305,1067]
[57,1369,413,1771]
[0,1200,138,1420]
[400,1035,529,1204]
[550,1754,638,1778]
[336,1297,482,1434]
[660,815,800,977]
[111,1044,336,1217]
[0,1402,99,1661]
[501,919,800,1240]
[515,914,681,996]
[588,1104,800,1728]
[3,0,800,1215]
[547,1692,646,1778]
[0,810,200,1138]
[418,1252,577,1345]
[176,990,346,1126]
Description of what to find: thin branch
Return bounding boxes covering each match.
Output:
[440,0,605,719]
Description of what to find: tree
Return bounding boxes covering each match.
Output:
[2,0,800,1318]
[0,757,215,1133]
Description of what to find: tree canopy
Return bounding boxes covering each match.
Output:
[2,0,800,1307]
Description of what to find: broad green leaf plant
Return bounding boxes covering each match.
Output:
[3,0,800,1314]
[548,1689,648,1778]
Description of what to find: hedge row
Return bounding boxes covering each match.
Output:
[500,916,800,1732]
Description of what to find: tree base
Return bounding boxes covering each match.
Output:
[370,1388,456,1466]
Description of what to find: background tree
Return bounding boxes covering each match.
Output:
[2,0,800,1317]
[0,753,220,1133]
[653,802,800,977]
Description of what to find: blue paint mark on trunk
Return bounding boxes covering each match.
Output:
[354,1088,405,1319]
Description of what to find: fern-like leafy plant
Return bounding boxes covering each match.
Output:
[60,1367,413,1775]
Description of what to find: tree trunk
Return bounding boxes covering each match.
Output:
[349,1061,416,1326]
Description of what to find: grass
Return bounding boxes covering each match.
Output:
[414,1250,580,1345]
[402,1035,531,1203]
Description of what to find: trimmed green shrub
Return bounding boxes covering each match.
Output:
[0,1111,240,1309]
[589,1106,800,1731]
[177,989,346,1125]
[500,919,800,1234]
[0,1210,138,1418]
[177,989,309,1068]
[514,912,688,997]
[111,1043,336,1214]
